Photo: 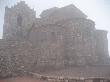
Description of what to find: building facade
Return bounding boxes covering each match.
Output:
[0,1,110,77]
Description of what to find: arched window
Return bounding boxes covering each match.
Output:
[17,14,22,27]
[16,14,23,40]
[51,32,56,41]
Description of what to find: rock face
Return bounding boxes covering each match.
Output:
[0,1,110,77]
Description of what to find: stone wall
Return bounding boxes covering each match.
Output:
[1,1,110,78]
[95,30,109,64]
[0,40,35,77]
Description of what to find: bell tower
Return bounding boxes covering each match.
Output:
[3,1,36,40]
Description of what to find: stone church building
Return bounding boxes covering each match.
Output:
[0,1,110,78]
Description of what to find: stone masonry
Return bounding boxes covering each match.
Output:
[0,1,110,78]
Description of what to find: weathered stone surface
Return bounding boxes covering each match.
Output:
[0,1,110,78]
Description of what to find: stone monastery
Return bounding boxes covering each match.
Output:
[0,1,110,78]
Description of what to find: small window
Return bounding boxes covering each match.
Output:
[17,14,22,27]
[51,32,55,36]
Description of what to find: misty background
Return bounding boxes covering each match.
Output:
[0,0,110,54]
